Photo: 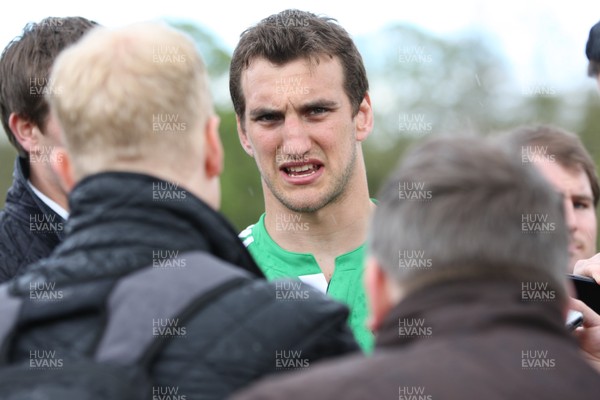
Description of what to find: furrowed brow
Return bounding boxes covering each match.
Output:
[299,100,339,112]
[248,107,282,119]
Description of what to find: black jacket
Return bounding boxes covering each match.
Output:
[6,172,358,399]
[233,278,600,400]
[0,157,65,282]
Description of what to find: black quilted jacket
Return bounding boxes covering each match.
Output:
[6,172,359,399]
[0,157,66,283]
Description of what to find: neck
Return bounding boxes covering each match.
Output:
[29,161,69,211]
[264,160,374,257]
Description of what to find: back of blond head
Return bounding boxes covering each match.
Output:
[48,22,213,177]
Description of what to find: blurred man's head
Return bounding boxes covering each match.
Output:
[586,20,600,86]
[47,22,223,209]
[366,137,569,331]
[505,125,598,271]
[0,17,98,159]
[229,10,373,213]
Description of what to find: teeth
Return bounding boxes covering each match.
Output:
[288,164,314,173]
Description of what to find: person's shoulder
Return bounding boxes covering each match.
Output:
[212,277,357,342]
[239,214,267,249]
[238,223,256,247]
[0,212,33,283]
[231,350,369,400]
[232,278,350,318]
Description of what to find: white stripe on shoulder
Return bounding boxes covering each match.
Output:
[242,237,254,247]
[239,224,255,240]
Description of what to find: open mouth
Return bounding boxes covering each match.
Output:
[279,161,325,184]
[283,163,322,177]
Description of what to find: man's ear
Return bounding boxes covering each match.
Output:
[365,256,394,333]
[50,147,76,193]
[236,115,254,157]
[9,113,41,153]
[204,115,223,179]
[354,92,374,142]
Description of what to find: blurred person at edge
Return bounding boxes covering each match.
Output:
[503,125,598,273]
[561,22,600,373]
[0,17,98,282]
[575,23,600,283]
[501,126,600,372]
[586,19,600,88]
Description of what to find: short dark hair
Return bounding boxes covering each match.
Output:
[370,136,568,302]
[229,9,368,123]
[505,125,599,207]
[586,20,600,77]
[0,16,98,157]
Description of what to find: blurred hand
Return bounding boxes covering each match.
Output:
[570,298,600,373]
[573,253,600,283]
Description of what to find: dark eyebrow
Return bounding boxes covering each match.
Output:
[299,100,340,112]
[572,194,594,203]
[248,107,283,119]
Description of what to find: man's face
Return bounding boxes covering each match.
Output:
[31,112,64,168]
[533,160,597,270]
[238,56,369,213]
[28,112,69,197]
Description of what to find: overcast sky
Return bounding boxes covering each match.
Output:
[0,0,598,91]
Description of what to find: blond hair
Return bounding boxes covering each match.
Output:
[48,22,213,176]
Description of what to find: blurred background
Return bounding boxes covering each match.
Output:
[1,0,599,231]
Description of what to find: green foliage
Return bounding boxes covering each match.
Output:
[0,144,16,202]
[216,106,264,231]
[168,20,231,78]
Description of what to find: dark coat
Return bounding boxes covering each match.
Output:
[0,157,65,282]
[6,172,359,399]
[232,279,600,400]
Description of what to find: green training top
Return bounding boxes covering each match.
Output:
[239,213,374,352]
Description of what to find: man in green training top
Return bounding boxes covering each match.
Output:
[230,9,375,351]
